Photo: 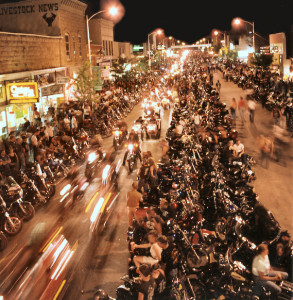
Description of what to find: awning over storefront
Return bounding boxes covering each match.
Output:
[0,67,67,81]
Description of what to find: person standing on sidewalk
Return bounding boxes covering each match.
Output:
[126,181,143,229]
[216,80,221,93]
[247,98,256,123]
[238,96,247,124]
[230,98,237,125]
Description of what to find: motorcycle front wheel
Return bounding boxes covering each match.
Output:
[4,217,22,235]
[187,246,210,270]
[18,202,35,221]
[128,158,135,173]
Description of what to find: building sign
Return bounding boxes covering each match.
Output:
[6,82,39,104]
[56,77,69,85]
[41,84,63,96]
[0,0,60,36]
[92,66,103,91]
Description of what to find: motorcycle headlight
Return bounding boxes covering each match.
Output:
[115,131,120,136]
[60,184,71,196]
[102,165,111,181]
[147,124,156,131]
[128,144,134,151]
[88,152,97,164]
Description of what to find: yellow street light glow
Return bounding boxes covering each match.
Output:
[109,6,118,16]
[203,38,206,41]
[157,29,162,35]
[214,31,219,36]
[182,42,185,45]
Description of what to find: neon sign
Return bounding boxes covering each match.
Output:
[6,82,39,103]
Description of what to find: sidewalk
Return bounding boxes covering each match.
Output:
[214,71,293,235]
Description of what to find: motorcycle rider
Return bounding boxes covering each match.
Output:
[122,129,142,166]
[116,119,128,140]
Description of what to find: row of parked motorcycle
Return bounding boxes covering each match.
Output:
[217,60,293,129]
[112,56,293,300]
[0,89,143,253]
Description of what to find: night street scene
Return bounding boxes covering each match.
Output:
[0,0,293,299]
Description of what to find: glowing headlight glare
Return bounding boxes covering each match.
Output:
[128,144,134,151]
[60,184,71,196]
[88,152,97,164]
[90,197,104,223]
[102,164,111,181]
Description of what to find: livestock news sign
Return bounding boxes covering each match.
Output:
[6,82,39,104]
[0,0,60,36]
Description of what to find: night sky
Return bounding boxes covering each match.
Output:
[86,0,293,44]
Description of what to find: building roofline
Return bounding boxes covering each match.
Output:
[0,31,62,39]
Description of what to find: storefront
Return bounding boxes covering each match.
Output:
[5,82,39,132]
[39,83,65,115]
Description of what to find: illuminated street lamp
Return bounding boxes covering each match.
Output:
[86,6,118,73]
[148,29,163,67]
[213,29,226,48]
[233,17,255,52]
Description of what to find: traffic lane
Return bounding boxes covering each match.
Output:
[75,106,172,299]
[0,163,119,299]
[214,71,293,235]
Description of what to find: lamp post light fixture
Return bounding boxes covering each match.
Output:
[86,6,118,74]
[233,17,255,52]
[148,29,163,67]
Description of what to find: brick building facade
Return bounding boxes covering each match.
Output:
[0,0,88,135]
[0,32,62,74]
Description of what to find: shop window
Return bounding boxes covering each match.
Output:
[78,35,82,57]
[65,33,70,60]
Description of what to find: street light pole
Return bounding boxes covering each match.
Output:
[147,30,162,68]
[86,10,105,75]
[86,7,118,75]
[148,33,151,67]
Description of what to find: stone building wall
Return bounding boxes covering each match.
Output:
[0,32,62,74]
[58,0,87,69]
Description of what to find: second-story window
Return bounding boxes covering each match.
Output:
[65,33,70,60]
[73,36,76,59]
[78,35,82,57]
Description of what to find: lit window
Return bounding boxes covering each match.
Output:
[73,36,76,58]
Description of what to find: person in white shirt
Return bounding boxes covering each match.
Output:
[247,99,256,123]
[45,122,54,139]
[252,243,288,297]
[233,140,247,164]
[71,115,78,132]
[193,111,202,131]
